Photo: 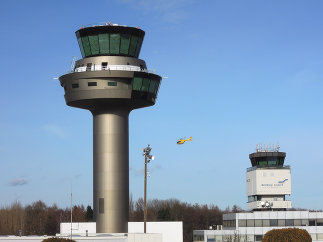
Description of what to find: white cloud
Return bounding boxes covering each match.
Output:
[9,177,28,186]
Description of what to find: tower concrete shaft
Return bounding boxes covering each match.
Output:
[59,24,162,233]
[93,109,129,232]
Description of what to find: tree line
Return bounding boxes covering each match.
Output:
[0,198,243,242]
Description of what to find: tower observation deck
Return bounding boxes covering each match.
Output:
[59,23,162,233]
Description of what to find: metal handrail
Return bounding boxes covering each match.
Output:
[72,65,156,74]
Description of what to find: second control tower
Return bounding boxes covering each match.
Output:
[59,23,162,233]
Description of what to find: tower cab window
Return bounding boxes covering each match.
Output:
[102,62,108,70]
[86,63,92,71]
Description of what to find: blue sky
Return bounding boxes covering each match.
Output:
[0,0,323,210]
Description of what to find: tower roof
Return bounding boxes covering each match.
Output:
[249,151,286,167]
[76,24,145,58]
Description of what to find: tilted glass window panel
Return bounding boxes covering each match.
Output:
[89,35,99,55]
[98,34,109,54]
[77,37,85,58]
[148,80,156,93]
[120,34,131,55]
[141,78,150,92]
[268,160,277,166]
[133,77,142,91]
[134,37,143,57]
[110,33,120,55]
[81,36,91,56]
[154,81,160,95]
[129,35,138,56]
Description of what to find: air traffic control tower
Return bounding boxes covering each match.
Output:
[59,23,162,233]
[246,145,292,211]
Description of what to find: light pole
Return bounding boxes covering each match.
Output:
[143,145,154,233]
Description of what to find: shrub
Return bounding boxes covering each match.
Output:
[263,228,312,242]
[42,238,76,242]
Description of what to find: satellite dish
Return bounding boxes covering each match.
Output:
[151,156,155,161]
[265,202,269,207]
[261,201,265,206]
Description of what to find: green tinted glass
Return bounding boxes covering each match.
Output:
[110,34,120,54]
[133,77,142,91]
[154,81,160,95]
[259,161,267,166]
[120,34,131,55]
[77,37,85,58]
[268,160,277,166]
[129,35,138,56]
[134,37,143,57]
[89,35,99,55]
[98,34,109,54]
[148,80,156,93]
[81,36,91,56]
[141,78,150,92]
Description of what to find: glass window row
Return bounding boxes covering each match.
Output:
[77,33,143,58]
[132,77,160,95]
[237,218,323,227]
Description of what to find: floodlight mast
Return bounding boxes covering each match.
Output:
[59,23,162,233]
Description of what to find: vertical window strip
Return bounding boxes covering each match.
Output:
[129,35,138,56]
[141,78,150,92]
[120,34,131,55]
[81,36,92,56]
[77,37,85,58]
[134,37,143,57]
[98,33,109,54]
[133,77,142,91]
[89,35,100,55]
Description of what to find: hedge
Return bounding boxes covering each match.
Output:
[42,238,76,242]
[263,228,312,242]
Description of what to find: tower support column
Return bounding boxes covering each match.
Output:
[92,109,130,233]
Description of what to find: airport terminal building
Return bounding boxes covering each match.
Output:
[193,146,323,242]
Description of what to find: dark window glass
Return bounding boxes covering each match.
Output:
[309,220,316,226]
[108,81,117,86]
[133,77,142,91]
[148,80,156,93]
[81,36,91,56]
[255,235,263,241]
[129,35,138,56]
[286,219,294,226]
[98,33,109,54]
[154,81,160,95]
[110,33,120,54]
[120,34,131,55]
[72,83,79,88]
[268,160,277,166]
[141,78,150,92]
[134,37,143,57]
[89,35,99,55]
[258,161,267,166]
[77,37,85,58]
[88,82,97,86]
[270,219,278,226]
[86,63,92,71]
[102,62,108,70]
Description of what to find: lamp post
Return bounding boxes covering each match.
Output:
[143,145,154,233]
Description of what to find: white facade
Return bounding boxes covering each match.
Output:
[246,167,292,210]
[193,211,323,242]
[59,221,183,242]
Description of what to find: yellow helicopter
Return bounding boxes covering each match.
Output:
[177,136,192,145]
